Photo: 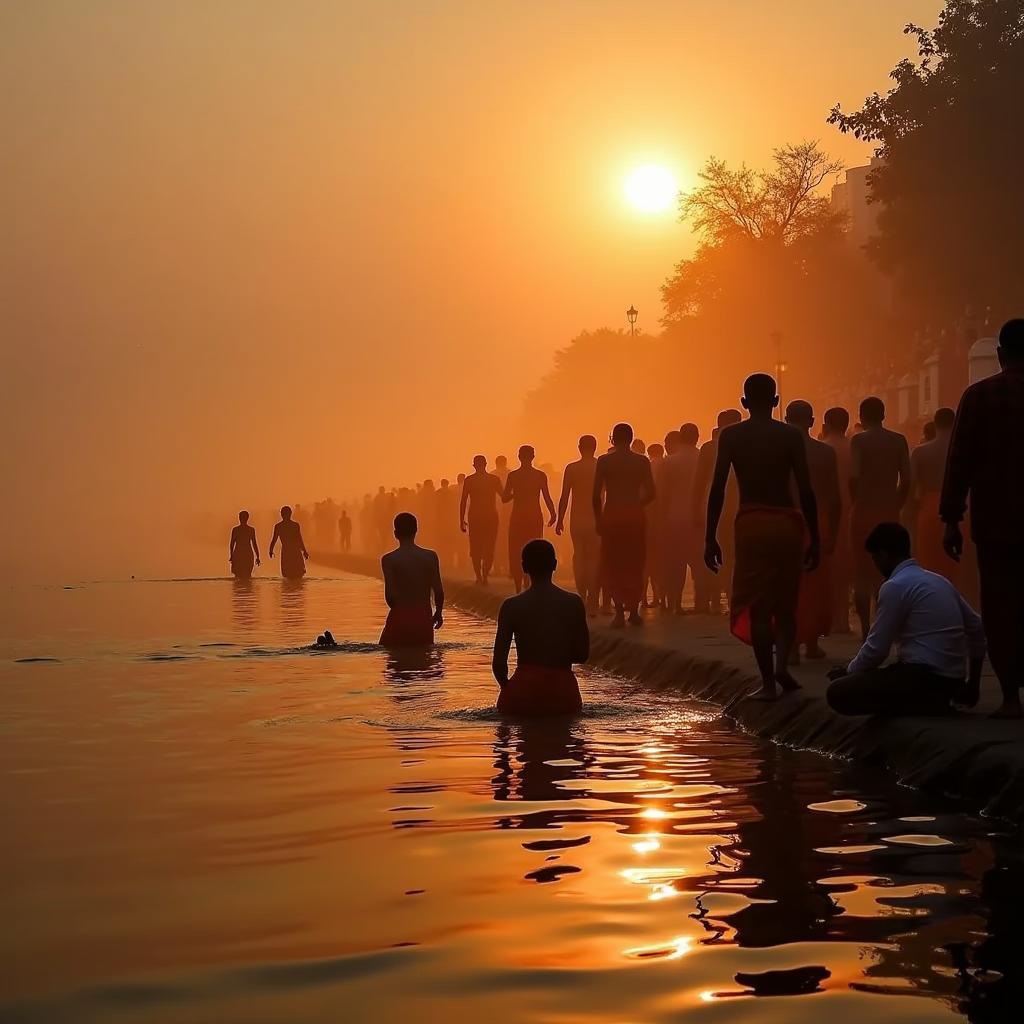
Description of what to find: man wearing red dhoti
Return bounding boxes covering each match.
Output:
[593,423,656,628]
[910,407,959,585]
[493,540,588,717]
[379,513,444,647]
[705,374,821,700]
[785,400,842,662]
[501,445,556,594]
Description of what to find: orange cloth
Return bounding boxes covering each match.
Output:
[379,605,434,647]
[497,664,583,717]
[600,504,647,606]
[730,506,804,645]
[508,509,544,577]
[795,550,832,644]
[916,492,959,585]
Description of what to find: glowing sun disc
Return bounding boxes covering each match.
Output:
[625,165,677,213]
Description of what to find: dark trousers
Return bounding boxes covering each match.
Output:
[827,662,957,717]
[976,543,1024,696]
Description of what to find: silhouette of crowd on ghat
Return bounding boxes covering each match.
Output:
[228,319,1024,720]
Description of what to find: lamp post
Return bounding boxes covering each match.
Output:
[626,305,638,337]
[771,331,788,419]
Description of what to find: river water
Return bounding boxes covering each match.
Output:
[2,572,1021,1023]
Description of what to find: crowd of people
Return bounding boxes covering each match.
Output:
[229,319,1024,721]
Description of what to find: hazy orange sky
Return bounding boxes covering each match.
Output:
[1,0,942,581]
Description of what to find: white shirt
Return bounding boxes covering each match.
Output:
[847,559,986,679]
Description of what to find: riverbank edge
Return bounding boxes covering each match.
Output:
[316,552,1024,822]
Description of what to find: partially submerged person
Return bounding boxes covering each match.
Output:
[501,445,556,594]
[705,374,820,699]
[460,455,503,584]
[229,510,260,580]
[269,506,308,580]
[380,512,444,647]
[555,434,601,614]
[593,422,656,627]
[827,523,985,716]
[314,630,338,649]
[909,407,958,582]
[492,539,588,717]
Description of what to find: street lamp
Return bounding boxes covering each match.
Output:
[626,305,638,337]
[771,331,787,419]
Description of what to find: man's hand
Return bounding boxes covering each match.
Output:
[460,520,467,533]
[547,513,557,528]
[803,539,821,573]
[555,519,564,536]
[432,610,444,630]
[256,558,261,567]
[827,665,848,682]
[943,522,964,562]
[704,538,722,574]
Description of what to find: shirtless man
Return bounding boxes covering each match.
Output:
[785,400,841,662]
[556,435,601,613]
[460,455,503,584]
[909,407,957,582]
[494,455,510,576]
[849,397,911,638]
[660,425,701,614]
[822,407,853,633]
[379,512,444,647]
[593,422,656,627]
[645,442,667,608]
[492,539,589,716]
[502,445,556,594]
[705,375,820,699]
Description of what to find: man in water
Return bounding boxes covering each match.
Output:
[822,407,853,633]
[849,396,911,638]
[942,318,1024,719]
[705,374,820,699]
[827,523,985,716]
[229,510,260,579]
[379,512,444,647]
[269,506,309,579]
[660,425,700,614]
[460,455,503,584]
[492,539,589,716]
[593,422,656,627]
[785,401,841,662]
[556,434,601,614]
[909,407,958,583]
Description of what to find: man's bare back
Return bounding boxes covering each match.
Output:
[381,544,442,609]
[717,419,811,509]
[560,458,597,531]
[592,449,655,514]
[850,427,911,513]
[494,583,589,672]
[462,471,502,521]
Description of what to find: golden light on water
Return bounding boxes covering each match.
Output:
[624,164,678,213]
[632,835,661,855]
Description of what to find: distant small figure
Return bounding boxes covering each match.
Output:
[229,510,260,580]
[380,513,444,647]
[630,438,647,456]
[269,506,308,580]
[502,445,556,594]
[460,455,503,584]
[922,420,937,443]
[492,540,588,717]
[314,630,339,648]
[338,510,352,552]
[660,424,701,614]
[555,435,601,614]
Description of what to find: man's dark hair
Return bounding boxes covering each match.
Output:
[785,399,813,427]
[394,512,418,538]
[934,407,956,430]
[865,521,911,560]
[743,374,777,409]
[860,396,885,425]
[824,407,850,433]
[679,422,700,445]
[578,434,597,454]
[521,538,557,577]
[719,408,743,427]
[998,318,1024,358]
[612,422,634,445]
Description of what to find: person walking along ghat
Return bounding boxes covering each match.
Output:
[380,512,444,647]
[502,445,556,594]
[705,374,820,700]
[492,540,589,717]
[269,506,308,580]
[941,318,1024,719]
[460,455,503,584]
[556,434,601,614]
[593,422,656,628]
[910,407,958,583]
[229,510,260,580]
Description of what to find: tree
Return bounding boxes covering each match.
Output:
[829,0,1024,325]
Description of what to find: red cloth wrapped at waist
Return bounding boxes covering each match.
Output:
[379,605,434,647]
[600,503,647,605]
[496,664,583,717]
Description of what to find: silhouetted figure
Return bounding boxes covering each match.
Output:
[630,438,646,456]
[849,397,911,639]
[502,445,556,594]
[338,510,352,552]
[705,375,819,699]
[229,510,260,579]
[494,454,510,576]
[661,424,701,614]
[492,540,588,716]
[269,506,308,580]
[593,422,656,627]
[373,486,392,552]
[942,318,1024,718]
[380,512,444,647]
[314,630,338,649]
[435,478,460,569]
[910,407,958,583]
[827,523,985,716]
[555,435,600,614]
[460,455,503,584]
[822,407,853,634]
[645,442,666,608]
[785,401,841,662]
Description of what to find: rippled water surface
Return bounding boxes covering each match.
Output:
[2,573,1022,1023]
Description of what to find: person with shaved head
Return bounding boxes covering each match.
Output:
[556,434,601,613]
[380,512,444,646]
[501,445,556,594]
[460,455,503,584]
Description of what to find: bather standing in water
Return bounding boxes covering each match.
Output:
[229,510,260,579]
[269,505,309,580]
[493,539,588,716]
[380,512,444,646]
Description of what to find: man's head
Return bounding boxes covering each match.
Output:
[578,434,597,457]
[998,318,1024,368]
[611,422,634,447]
[784,399,814,432]
[394,512,418,540]
[521,538,557,581]
[679,422,700,447]
[741,374,778,416]
[238,510,249,524]
[860,396,885,427]
[865,521,912,579]
[457,473,465,484]
[664,430,681,455]
[473,455,487,471]
[495,455,508,469]
[648,442,664,460]
[518,444,535,466]
[631,438,647,455]
[440,478,450,489]
[934,407,955,434]
[718,408,742,429]
[280,505,292,520]
[823,407,850,437]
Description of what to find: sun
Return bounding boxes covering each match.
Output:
[624,164,678,213]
